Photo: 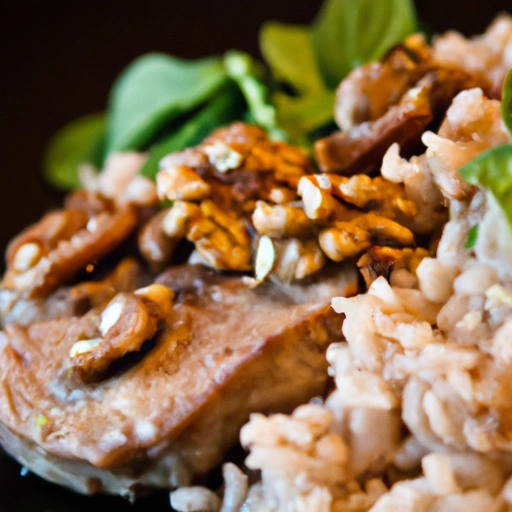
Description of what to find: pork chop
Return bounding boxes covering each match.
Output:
[0,263,357,498]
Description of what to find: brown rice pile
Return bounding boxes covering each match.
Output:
[169,16,512,512]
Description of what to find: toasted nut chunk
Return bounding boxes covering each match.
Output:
[298,175,339,221]
[268,187,298,204]
[255,235,276,282]
[319,223,372,261]
[162,202,203,238]
[355,213,415,246]
[157,165,211,201]
[203,141,244,172]
[200,200,249,248]
[13,243,42,272]
[330,174,416,217]
[294,240,326,280]
[252,201,316,239]
[272,238,326,282]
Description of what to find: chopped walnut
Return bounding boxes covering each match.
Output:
[252,201,316,239]
[156,165,211,201]
[254,236,326,283]
[357,246,431,288]
[319,214,414,263]
[69,284,174,382]
[143,122,313,276]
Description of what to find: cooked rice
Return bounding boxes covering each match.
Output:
[227,16,512,512]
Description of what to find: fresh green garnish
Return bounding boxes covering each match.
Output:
[43,113,106,190]
[311,0,418,88]
[106,54,227,154]
[43,0,419,190]
[140,86,244,180]
[34,414,48,428]
[465,224,479,249]
[502,68,512,135]
[224,51,285,140]
[459,145,512,229]
[260,0,417,145]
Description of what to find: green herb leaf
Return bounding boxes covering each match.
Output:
[140,87,244,180]
[274,90,335,133]
[43,113,106,190]
[106,54,228,153]
[459,144,512,228]
[311,0,418,88]
[224,51,286,139]
[260,22,325,94]
[502,68,512,135]
[465,224,479,249]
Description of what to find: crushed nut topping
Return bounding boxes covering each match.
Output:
[140,121,425,284]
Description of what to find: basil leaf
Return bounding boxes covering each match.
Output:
[502,68,512,135]
[273,90,335,140]
[459,144,512,228]
[311,0,418,88]
[106,54,227,153]
[465,225,479,249]
[260,22,325,94]
[224,51,285,139]
[140,87,244,180]
[43,113,106,190]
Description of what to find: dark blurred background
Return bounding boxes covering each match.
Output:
[0,0,510,510]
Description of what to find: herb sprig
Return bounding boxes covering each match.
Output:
[43,0,418,190]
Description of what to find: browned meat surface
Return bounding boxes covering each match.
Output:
[316,86,433,174]
[0,258,142,328]
[334,36,431,131]
[2,194,138,299]
[317,65,483,174]
[0,263,357,498]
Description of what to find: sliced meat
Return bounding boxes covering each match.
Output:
[0,258,142,327]
[0,263,357,498]
[1,202,137,299]
[138,209,179,273]
[316,85,433,175]
[317,67,483,175]
[335,36,431,131]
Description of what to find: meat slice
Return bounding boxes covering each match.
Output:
[0,263,357,498]
[316,67,483,175]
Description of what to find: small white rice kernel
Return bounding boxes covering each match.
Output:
[170,486,221,512]
[422,453,461,495]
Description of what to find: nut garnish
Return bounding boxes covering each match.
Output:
[255,235,276,282]
[157,165,211,201]
[203,141,244,172]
